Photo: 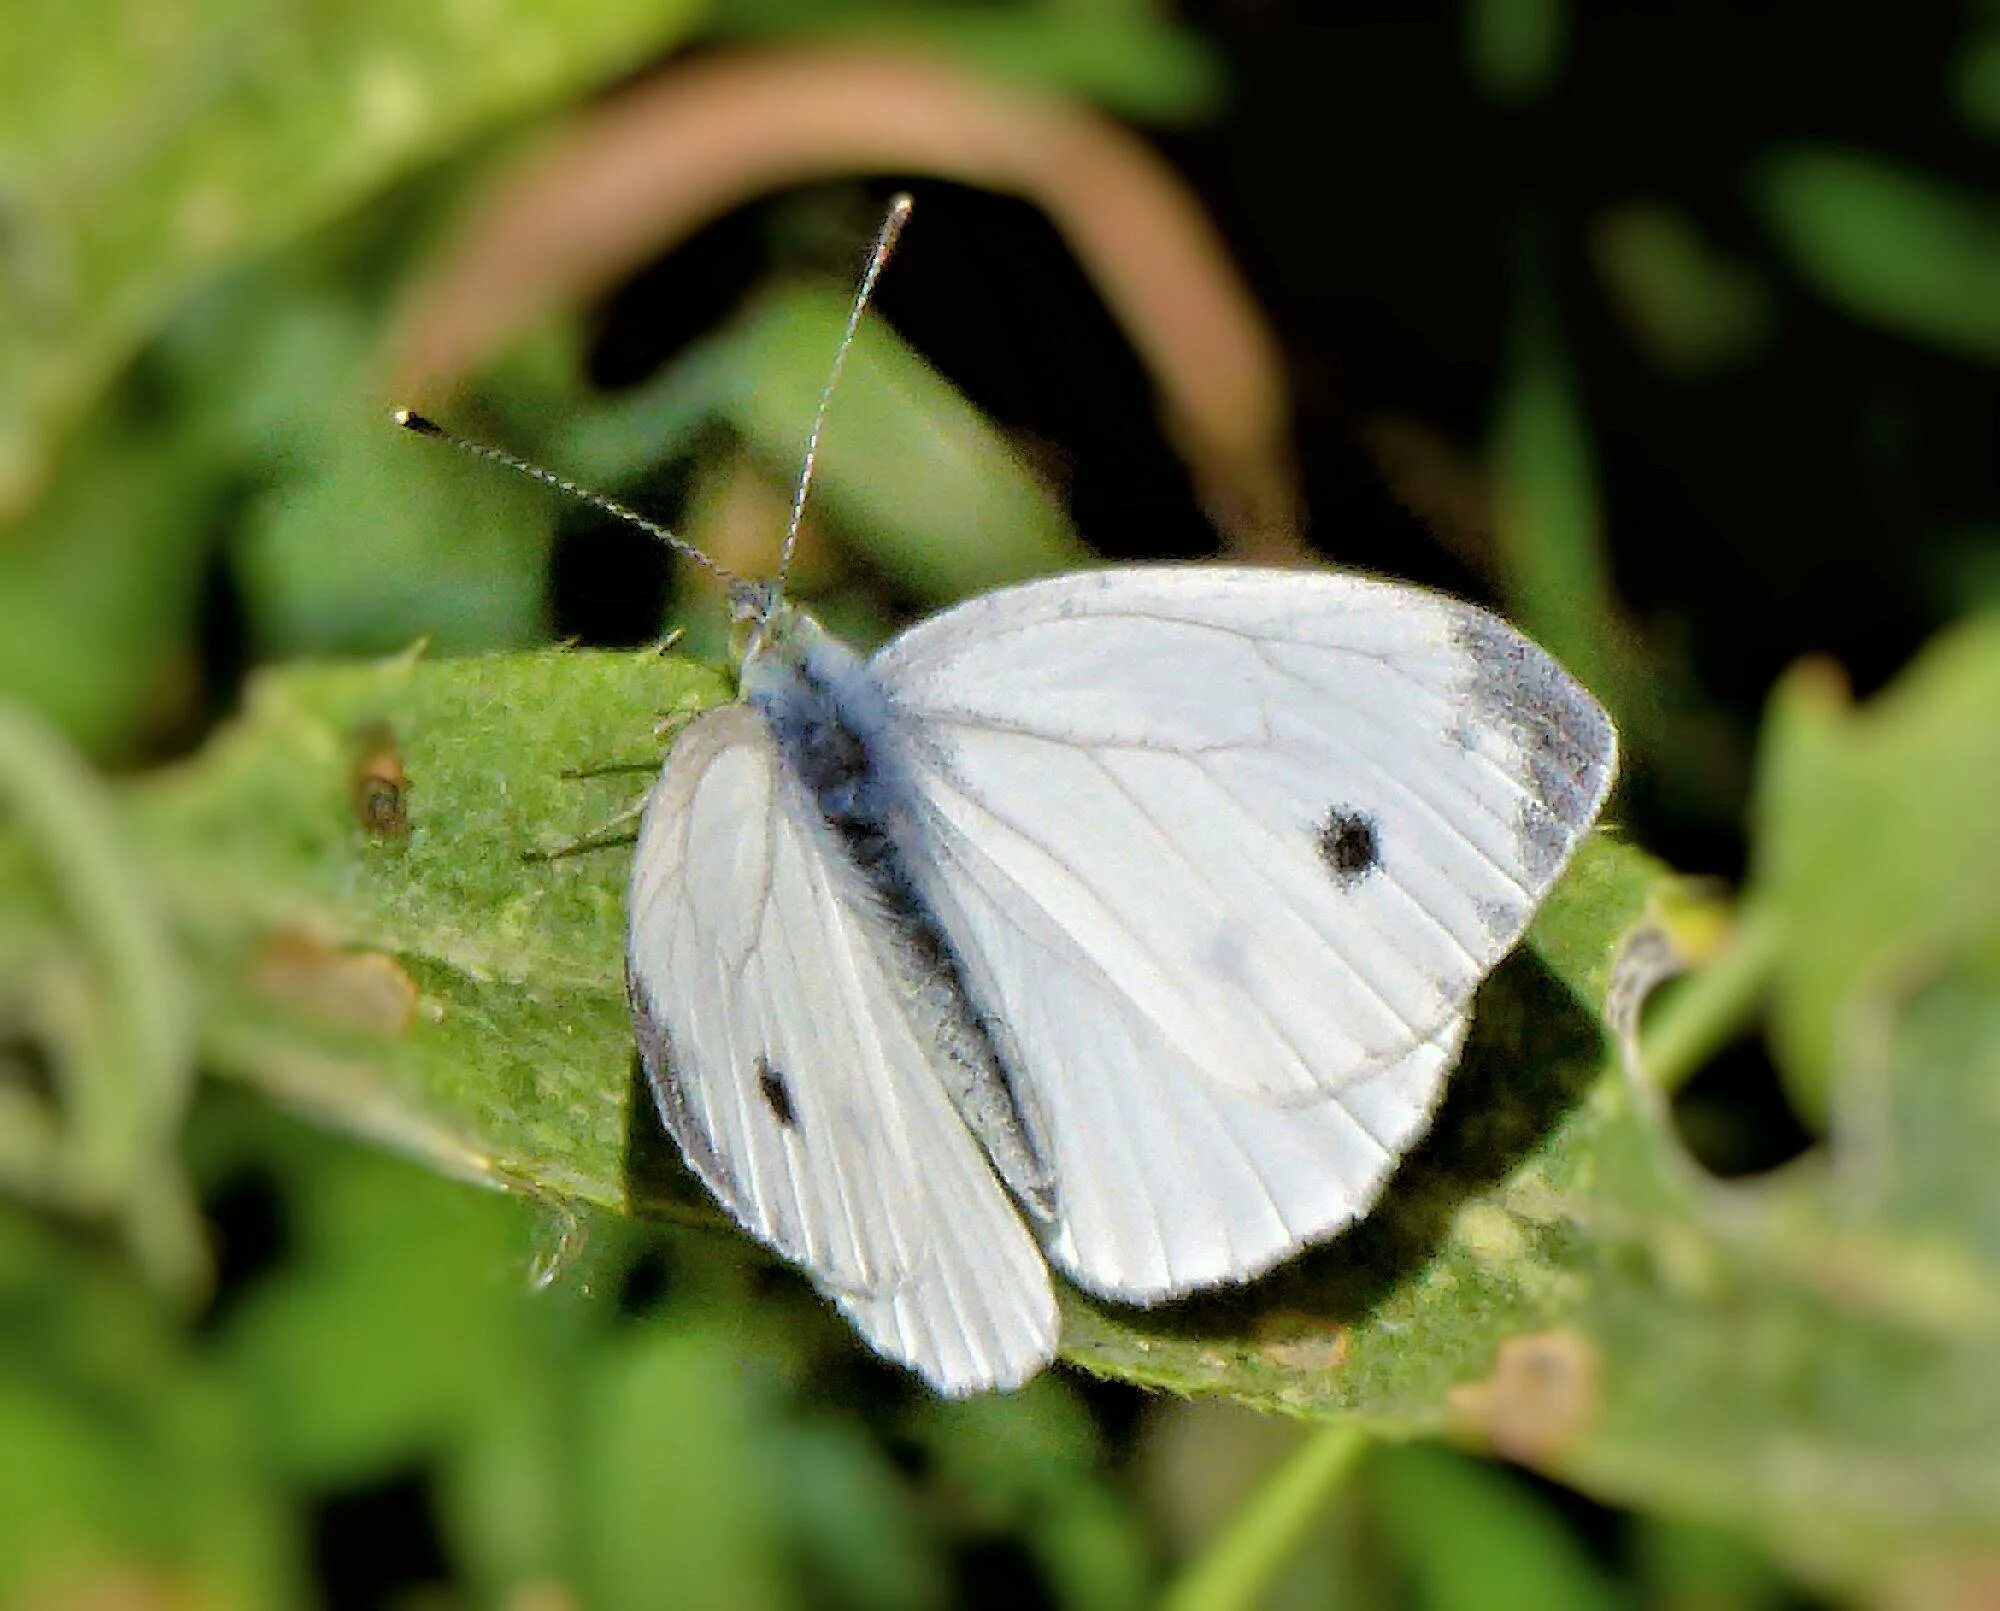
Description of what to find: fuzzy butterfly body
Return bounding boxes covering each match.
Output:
[625,565,1616,1392]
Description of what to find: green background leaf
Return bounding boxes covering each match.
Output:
[0,0,707,513]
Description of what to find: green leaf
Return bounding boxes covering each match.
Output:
[112,641,1652,1236]
[132,646,730,1213]
[0,0,706,514]
[1747,612,2000,1124]
[703,289,1091,602]
[1631,1513,1794,1611]
[1753,148,2000,364]
[97,641,1668,1448]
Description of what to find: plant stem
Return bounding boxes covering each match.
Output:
[1162,1422,1372,1611]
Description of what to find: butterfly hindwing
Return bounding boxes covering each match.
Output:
[627,704,1058,1392]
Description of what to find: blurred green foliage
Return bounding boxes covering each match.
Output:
[0,0,709,514]
[1753,150,2000,367]
[3,2,1999,1608]
[1464,0,1568,106]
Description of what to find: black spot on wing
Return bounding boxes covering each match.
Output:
[1317,806,1379,888]
[757,1057,798,1129]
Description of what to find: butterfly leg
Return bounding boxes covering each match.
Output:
[524,795,650,862]
[533,704,709,858]
[559,759,661,781]
[555,707,703,784]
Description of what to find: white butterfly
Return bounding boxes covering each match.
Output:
[625,565,1615,1393]
[399,200,1616,1395]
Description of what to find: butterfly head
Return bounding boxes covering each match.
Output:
[728,578,793,666]
[731,580,843,701]
[730,583,866,716]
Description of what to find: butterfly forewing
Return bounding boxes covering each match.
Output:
[627,704,1059,1392]
[857,566,1613,1295]
[871,568,1617,1105]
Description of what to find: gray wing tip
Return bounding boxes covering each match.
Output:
[1449,608,1620,883]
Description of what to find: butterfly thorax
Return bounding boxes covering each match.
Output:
[736,601,1056,1218]
[738,604,894,842]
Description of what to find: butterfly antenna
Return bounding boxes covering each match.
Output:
[392,410,743,589]
[779,191,914,590]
